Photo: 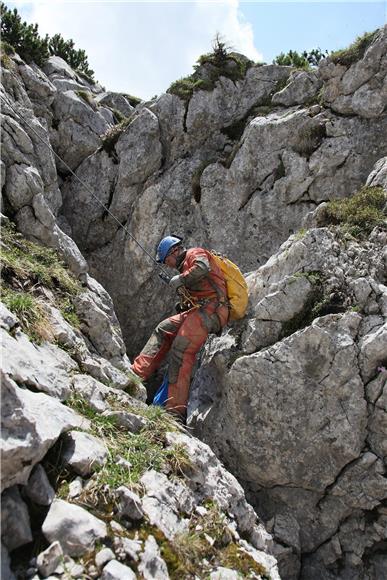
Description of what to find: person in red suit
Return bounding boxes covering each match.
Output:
[131,236,229,422]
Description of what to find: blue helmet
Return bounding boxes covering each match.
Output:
[156,235,183,263]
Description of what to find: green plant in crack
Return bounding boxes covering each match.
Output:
[64,395,191,513]
[100,115,134,154]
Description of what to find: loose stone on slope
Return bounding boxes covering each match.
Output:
[42,499,107,556]
[61,430,108,476]
[100,560,136,580]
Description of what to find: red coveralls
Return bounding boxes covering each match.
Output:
[131,248,229,416]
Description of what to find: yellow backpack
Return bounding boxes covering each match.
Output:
[210,252,249,321]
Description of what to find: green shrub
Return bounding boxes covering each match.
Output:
[274,48,329,69]
[293,123,326,157]
[330,30,379,66]
[0,39,15,69]
[324,186,386,237]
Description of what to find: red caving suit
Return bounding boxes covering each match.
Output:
[131,248,229,416]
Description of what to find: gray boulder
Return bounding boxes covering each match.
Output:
[50,90,111,170]
[25,464,55,505]
[1,374,87,492]
[95,92,134,117]
[272,70,322,106]
[42,499,107,556]
[137,535,169,580]
[1,543,16,580]
[101,560,136,580]
[115,486,144,520]
[36,541,63,577]
[1,486,33,551]
[61,430,108,476]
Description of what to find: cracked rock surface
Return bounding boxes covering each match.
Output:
[190,218,387,579]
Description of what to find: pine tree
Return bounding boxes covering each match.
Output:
[0,2,49,66]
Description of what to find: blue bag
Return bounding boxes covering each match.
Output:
[153,373,169,406]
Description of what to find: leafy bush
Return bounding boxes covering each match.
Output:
[0,2,94,79]
[274,48,329,69]
[324,186,386,237]
[330,30,379,66]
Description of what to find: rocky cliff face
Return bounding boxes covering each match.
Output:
[1,25,387,580]
[1,222,278,579]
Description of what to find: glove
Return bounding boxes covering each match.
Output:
[169,274,184,291]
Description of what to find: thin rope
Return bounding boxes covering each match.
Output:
[1,95,171,282]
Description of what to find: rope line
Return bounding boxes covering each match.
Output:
[1,95,171,282]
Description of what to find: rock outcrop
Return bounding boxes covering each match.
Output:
[189,191,387,578]
[1,25,387,580]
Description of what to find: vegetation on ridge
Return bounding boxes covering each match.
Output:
[273,47,329,69]
[168,34,254,102]
[330,29,380,66]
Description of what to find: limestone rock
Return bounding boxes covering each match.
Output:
[116,537,142,562]
[1,543,16,580]
[0,303,18,331]
[1,374,87,492]
[101,560,136,580]
[95,548,115,568]
[115,486,144,520]
[1,486,32,551]
[366,156,387,190]
[36,541,63,577]
[165,433,258,536]
[51,90,111,170]
[42,499,107,556]
[367,372,387,461]
[272,70,322,106]
[25,464,55,505]
[95,92,134,117]
[1,325,77,400]
[140,470,192,539]
[115,107,162,187]
[61,430,108,476]
[103,410,147,433]
[138,535,169,580]
[71,374,145,413]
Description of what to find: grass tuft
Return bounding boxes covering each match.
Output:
[64,395,190,514]
[100,116,134,154]
[0,221,82,342]
[1,288,53,342]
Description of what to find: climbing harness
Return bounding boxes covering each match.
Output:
[1,95,171,285]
